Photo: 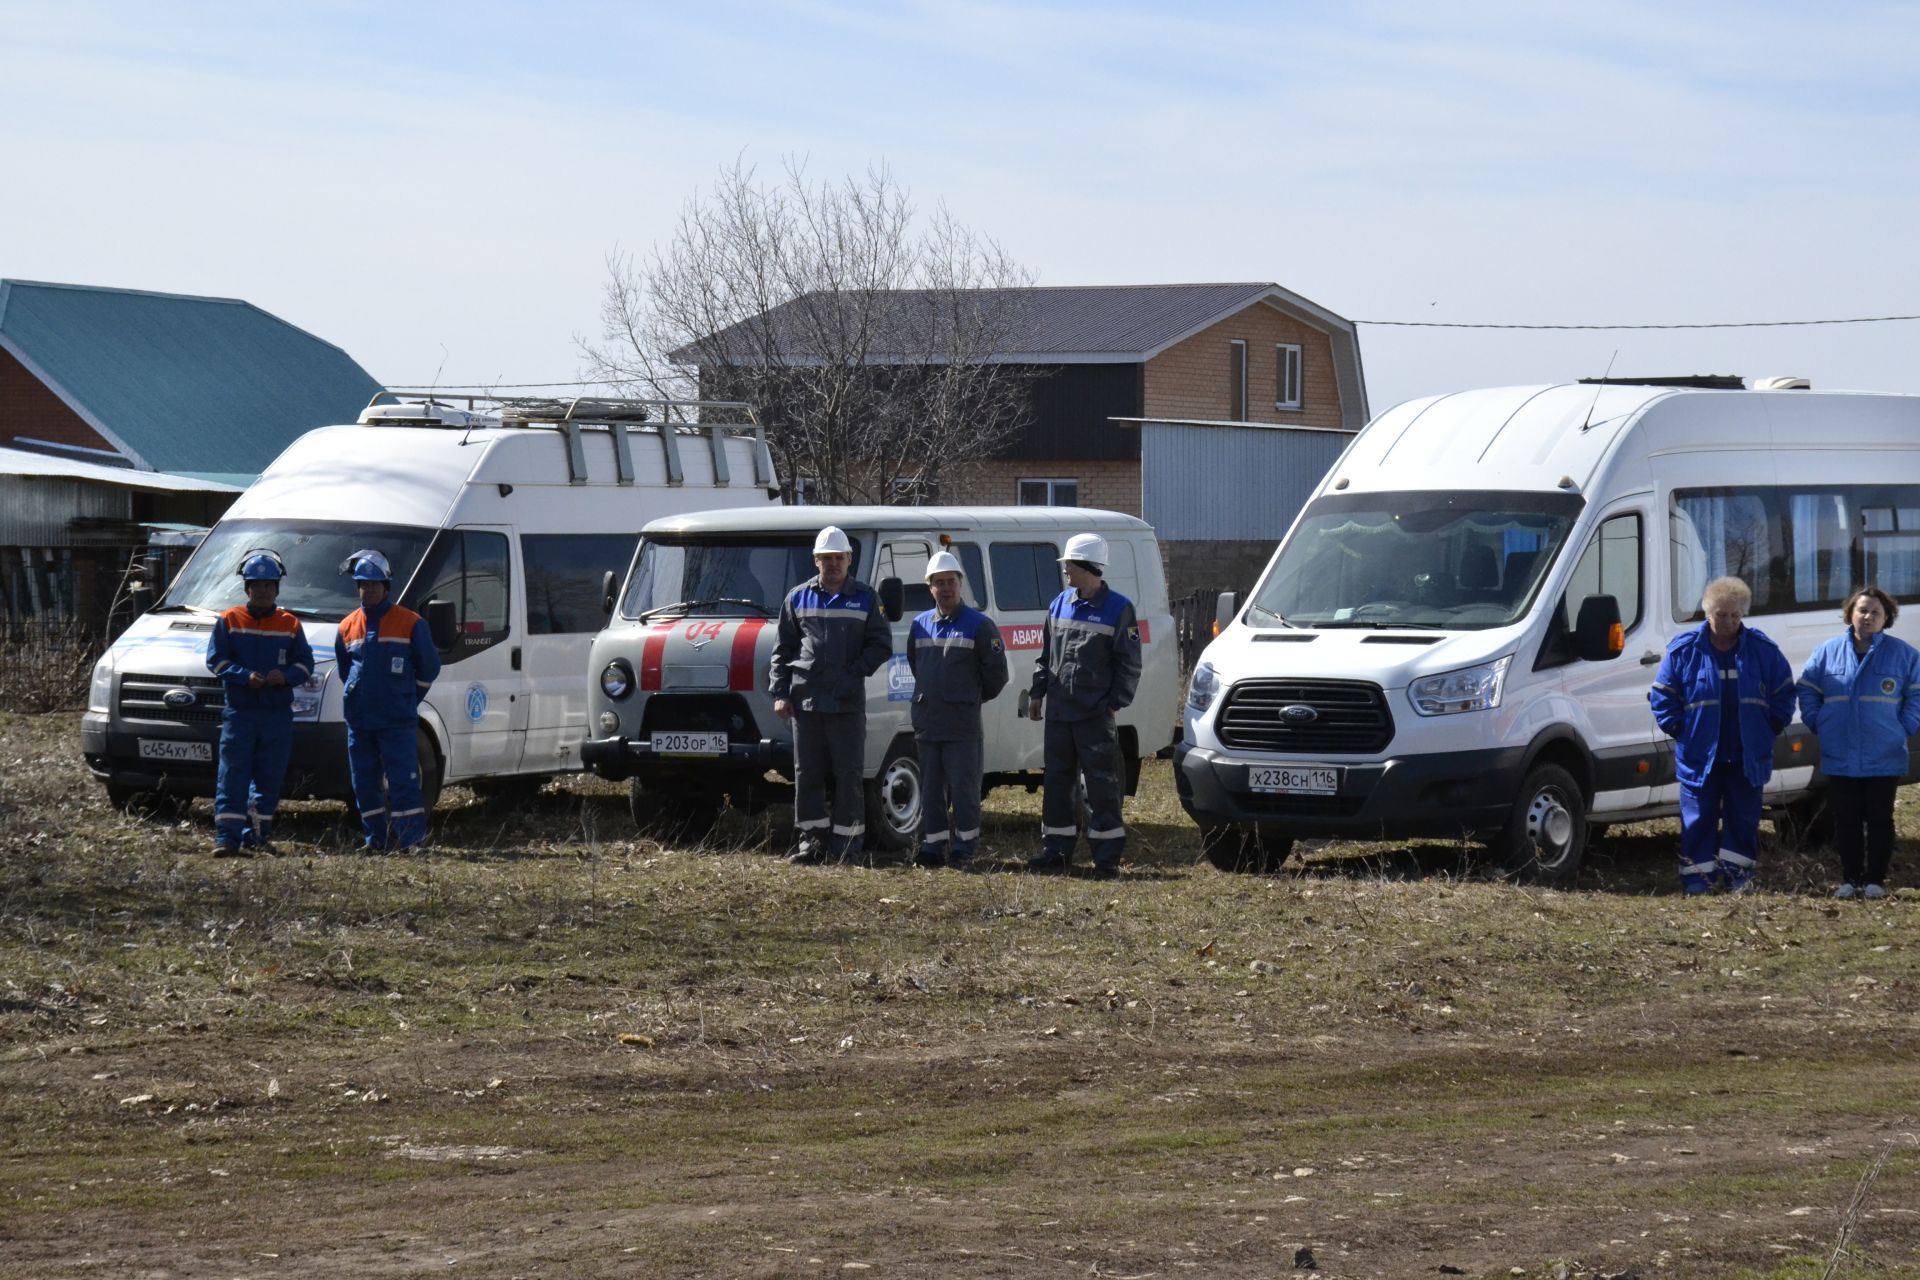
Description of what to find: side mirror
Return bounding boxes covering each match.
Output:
[1573,594,1624,661]
[425,598,459,652]
[601,570,618,616]
[1213,590,1238,636]
[878,577,904,623]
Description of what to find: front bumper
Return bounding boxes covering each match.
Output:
[581,734,793,782]
[81,712,354,799]
[1174,739,1529,839]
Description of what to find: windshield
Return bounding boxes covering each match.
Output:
[1247,490,1582,630]
[159,519,439,623]
[619,535,828,620]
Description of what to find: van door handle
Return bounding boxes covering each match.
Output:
[1639,651,1660,666]
[511,646,522,671]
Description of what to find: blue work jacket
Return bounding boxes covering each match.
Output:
[769,576,892,714]
[1796,629,1920,778]
[335,600,442,731]
[207,605,314,713]
[1649,622,1795,789]
[1030,583,1143,723]
[906,604,1009,741]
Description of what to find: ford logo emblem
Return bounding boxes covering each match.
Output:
[1279,704,1317,725]
[163,688,197,708]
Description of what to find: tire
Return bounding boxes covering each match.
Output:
[865,739,922,855]
[1200,822,1294,874]
[415,727,444,813]
[1492,763,1586,886]
[628,778,721,843]
[1775,791,1831,851]
[105,783,185,820]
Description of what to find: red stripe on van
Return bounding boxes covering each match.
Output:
[1137,618,1150,644]
[640,628,668,691]
[729,618,767,690]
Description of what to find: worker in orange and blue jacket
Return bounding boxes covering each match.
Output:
[334,550,441,850]
[206,550,314,855]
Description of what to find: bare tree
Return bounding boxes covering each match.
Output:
[579,158,1036,504]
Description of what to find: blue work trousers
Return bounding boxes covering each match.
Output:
[917,737,984,866]
[1041,714,1127,868]
[348,723,427,849]
[214,708,293,848]
[1678,762,1764,891]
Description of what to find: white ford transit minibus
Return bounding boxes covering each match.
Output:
[1177,378,1920,883]
[81,397,778,812]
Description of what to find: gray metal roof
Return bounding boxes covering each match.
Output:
[0,444,242,493]
[0,279,383,484]
[642,504,1150,537]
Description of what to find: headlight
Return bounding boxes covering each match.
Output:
[1186,661,1220,713]
[600,660,635,700]
[88,655,115,713]
[1409,655,1512,716]
[291,666,329,722]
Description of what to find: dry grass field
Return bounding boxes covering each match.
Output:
[3,709,1918,1279]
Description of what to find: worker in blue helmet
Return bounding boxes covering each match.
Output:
[334,549,442,850]
[205,549,314,855]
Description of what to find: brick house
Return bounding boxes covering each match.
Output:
[683,282,1368,597]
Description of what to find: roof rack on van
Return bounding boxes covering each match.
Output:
[361,392,774,489]
[1575,375,1745,390]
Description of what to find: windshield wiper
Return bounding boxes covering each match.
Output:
[640,597,776,620]
[148,603,220,616]
[1243,603,1294,628]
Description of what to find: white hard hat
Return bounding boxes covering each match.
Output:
[1059,532,1110,567]
[924,549,965,582]
[813,526,852,555]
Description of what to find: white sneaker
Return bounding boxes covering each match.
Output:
[1834,883,1859,900]
[1863,883,1887,900]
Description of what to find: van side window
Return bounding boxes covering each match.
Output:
[1671,483,1920,620]
[1538,513,1640,670]
[875,539,934,614]
[948,542,987,608]
[523,533,639,635]
[404,529,512,660]
[991,542,1062,611]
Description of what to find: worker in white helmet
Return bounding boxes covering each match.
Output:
[1027,531,1143,878]
[906,548,1009,869]
[769,525,893,864]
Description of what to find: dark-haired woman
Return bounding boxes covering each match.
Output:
[1796,586,1920,900]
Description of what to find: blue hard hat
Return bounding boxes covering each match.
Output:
[342,549,392,583]
[238,550,285,581]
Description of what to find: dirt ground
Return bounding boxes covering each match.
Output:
[3,710,1918,1279]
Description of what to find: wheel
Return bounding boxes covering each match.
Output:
[1491,763,1586,886]
[415,728,444,813]
[1775,791,1831,851]
[628,778,721,843]
[864,740,922,855]
[105,783,185,820]
[1200,822,1294,874]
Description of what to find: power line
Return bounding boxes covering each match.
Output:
[1356,313,1920,330]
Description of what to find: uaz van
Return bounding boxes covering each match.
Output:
[1177,377,1920,883]
[581,505,1179,849]
[81,397,778,812]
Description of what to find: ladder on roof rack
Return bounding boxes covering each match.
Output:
[363,392,775,488]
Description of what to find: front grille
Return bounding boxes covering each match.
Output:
[1216,678,1393,754]
[640,693,762,743]
[118,672,226,727]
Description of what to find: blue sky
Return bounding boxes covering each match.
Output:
[3,1,1917,411]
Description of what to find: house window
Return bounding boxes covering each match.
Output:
[1275,343,1303,411]
[1229,340,1247,419]
[1018,478,1079,506]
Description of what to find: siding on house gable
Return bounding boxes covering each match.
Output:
[1143,303,1343,428]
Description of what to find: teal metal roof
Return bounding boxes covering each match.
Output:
[0,279,383,483]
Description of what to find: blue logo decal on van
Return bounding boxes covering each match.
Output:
[466,683,488,721]
[886,654,915,701]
